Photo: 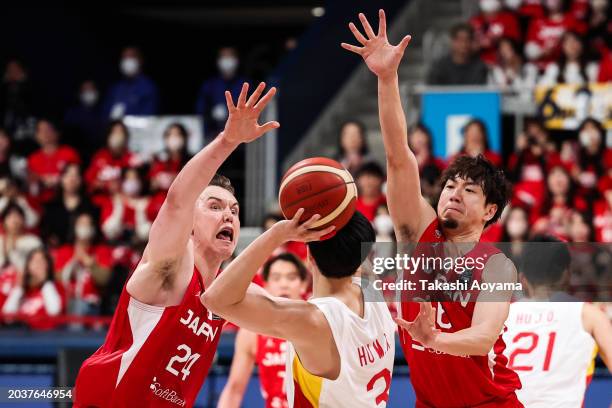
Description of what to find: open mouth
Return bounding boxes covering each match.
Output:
[216,227,234,242]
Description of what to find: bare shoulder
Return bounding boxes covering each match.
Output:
[581,302,607,334]
[395,197,437,242]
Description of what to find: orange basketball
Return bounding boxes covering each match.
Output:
[279,157,358,231]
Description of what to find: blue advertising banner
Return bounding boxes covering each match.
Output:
[421,89,502,160]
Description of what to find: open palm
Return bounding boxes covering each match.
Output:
[341,10,412,79]
[222,82,280,145]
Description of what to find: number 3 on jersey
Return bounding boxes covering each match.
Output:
[366,368,391,406]
[166,344,201,380]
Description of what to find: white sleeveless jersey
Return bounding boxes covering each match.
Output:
[285,285,396,408]
[502,301,597,408]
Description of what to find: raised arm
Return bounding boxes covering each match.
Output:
[128,82,279,304]
[217,328,257,408]
[342,10,436,241]
[583,302,612,373]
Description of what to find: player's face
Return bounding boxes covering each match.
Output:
[264,260,305,300]
[437,177,496,231]
[194,186,240,259]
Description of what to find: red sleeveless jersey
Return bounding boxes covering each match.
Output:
[74,267,225,407]
[255,335,288,408]
[400,219,522,408]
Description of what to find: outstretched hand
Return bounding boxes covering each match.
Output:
[341,9,412,79]
[395,302,441,349]
[221,82,280,145]
[273,208,336,243]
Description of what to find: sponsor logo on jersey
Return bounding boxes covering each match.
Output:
[150,377,186,407]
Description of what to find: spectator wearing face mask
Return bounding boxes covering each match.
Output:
[538,31,600,85]
[354,161,387,222]
[2,248,62,330]
[103,47,159,119]
[573,118,612,201]
[27,119,80,204]
[53,212,113,317]
[470,0,521,65]
[593,176,612,242]
[41,163,98,247]
[95,166,152,243]
[85,120,137,195]
[0,203,42,273]
[147,123,191,219]
[195,47,247,138]
[64,80,105,160]
[525,0,587,68]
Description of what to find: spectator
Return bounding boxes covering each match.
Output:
[147,123,191,219]
[488,38,538,94]
[470,0,521,64]
[538,164,588,220]
[0,203,42,272]
[335,120,372,175]
[598,48,612,81]
[96,166,152,243]
[53,212,113,317]
[426,23,489,85]
[538,31,600,85]
[568,211,594,242]
[2,248,62,330]
[593,176,612,242]
[354,161,386,222]
[407,123,444,202]
[500,206,530,263]
[525,0,586,67]
[195,47,247,138]
[573,118,611,200]
[373,204,395,242]
[451,119,502,167]
[103,47,159,119]
[585,0,612,58]
[0,59,35,138]
[41,163,97,247]
[85,120,137,195]
[64,80,105,160]
[0,177,40,230]
[27,119,80,203]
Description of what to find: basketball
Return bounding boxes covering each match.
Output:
[278,157,358,231]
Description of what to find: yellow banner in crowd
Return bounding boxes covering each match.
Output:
[535,83,612,130]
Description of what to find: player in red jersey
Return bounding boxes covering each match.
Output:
[73,82,280,408]
[342,10,522,407]
[218,253,308,408]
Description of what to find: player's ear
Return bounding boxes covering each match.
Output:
[483,203,497,223]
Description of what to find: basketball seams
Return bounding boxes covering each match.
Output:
[281,181,353,213]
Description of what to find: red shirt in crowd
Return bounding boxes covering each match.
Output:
[52,244,114,304]
[16,283,64,330]
[28,146,81,203]
[470,11,521,65]
[598,51,612,82]
[0,266,18,310]
[526,13,586,67]
[149,155,185,192]
[356,194,387,222]
[85,149,137,193]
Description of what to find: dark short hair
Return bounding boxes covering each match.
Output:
[106,120,130,142]
[450,23,474,39]
[308,212,375,278]
[520,235,570,286]
[355,161,385,180]
[209,173,235,195]
[1,201,25,222]
[262,252,308,282]
[462,118,490,151]
[439,155,512,227]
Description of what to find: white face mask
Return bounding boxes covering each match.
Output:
[217,56,238,77]
[166,135,185,151]
[122,178,141,196]
[120,57,140,77]
[80,90,98,107]
[75,225,95,241]
[505,0,523,9]
[507,220,527,238]
[579,130,598,147]
[108,133,125,150]
[480,0,502,12]
[374,214,394,235]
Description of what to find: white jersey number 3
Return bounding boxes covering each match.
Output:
[166,344,201,380]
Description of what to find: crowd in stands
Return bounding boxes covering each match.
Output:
[0,0,610,331]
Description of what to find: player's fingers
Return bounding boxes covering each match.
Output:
[302,214,322,229]
[258,121,280,135]
[378,9,386,37]
[246,81,266,107]
[358,13,376,39]
[225,91,236,112]
[237,82,249,107]
[349,22,368,45]
[290,208,305,225]
[253,87,277,112]
[398,35,412,52]
[341,43,364,55]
